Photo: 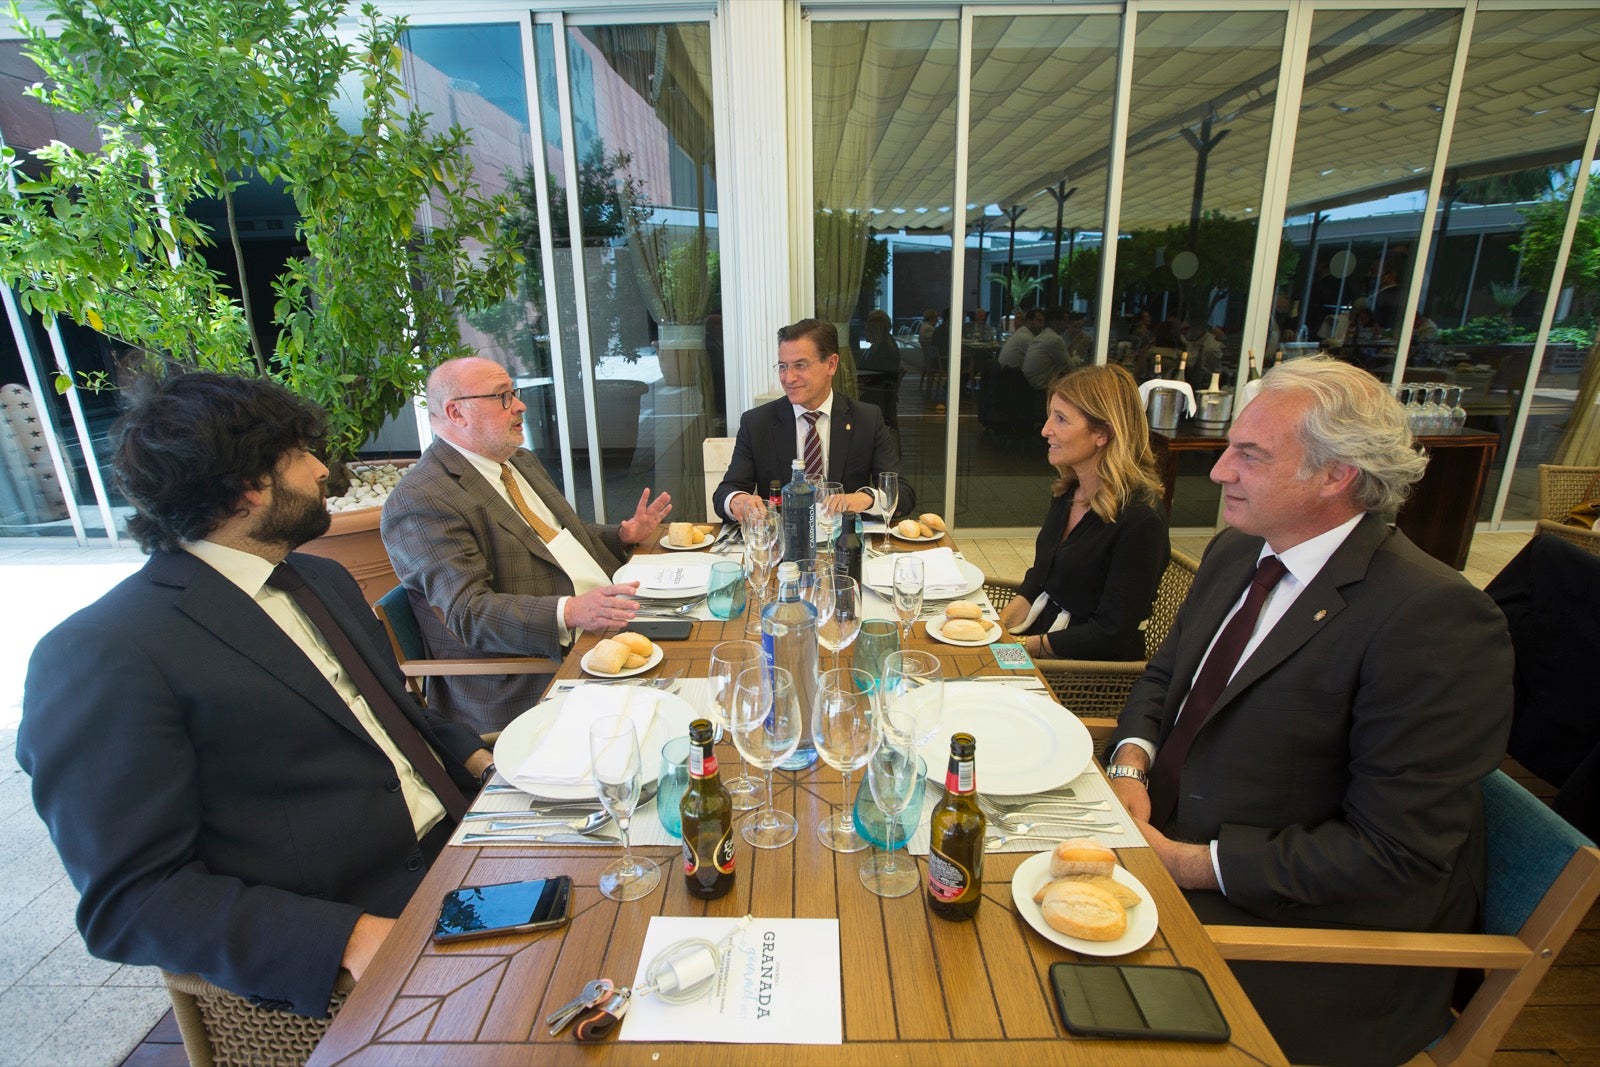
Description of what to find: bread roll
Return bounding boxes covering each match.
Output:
[1038,880,1127,941]
[916,522,936,538]
[1033,874,1141,909]
[919,512,947,532]
[694,524,715,537]
[1049,838,1117,879]
[941,618,989,642]
[945,601,983,621]
[623,653,648,670]
[588,638,629,675]
[896,518,922,538]
[667,521,698,547]
[613,632,655,658]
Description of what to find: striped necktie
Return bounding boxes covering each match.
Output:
[802,410,824,481]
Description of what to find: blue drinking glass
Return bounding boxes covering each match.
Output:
[707,561,747,620]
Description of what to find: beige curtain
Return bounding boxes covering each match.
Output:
[1556,336,1600,464]
[814,208,870,398]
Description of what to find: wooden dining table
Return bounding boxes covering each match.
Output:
[309,534,1285,1065]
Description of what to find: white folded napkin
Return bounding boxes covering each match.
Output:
[1008,592,1071,637]
[865,547,966,597]
[511,687,659,788]
[1138,379,1197,417]
[1235,376,1265,414]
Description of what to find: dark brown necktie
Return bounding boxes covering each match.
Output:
[268,561,469,821]
[802,410,824,480]
[1147,555,1288,826]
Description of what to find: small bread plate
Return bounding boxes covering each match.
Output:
[580,644,664,678]
[889,528,944,543]
[658,533,714,551]
[1011,851,1158,956]
[927,616,1001,646]
[494,684,697,800]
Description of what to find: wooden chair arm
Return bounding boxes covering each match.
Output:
[1206,925,1531,968]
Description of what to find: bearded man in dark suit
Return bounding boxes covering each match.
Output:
[713,318,914,524]
[1107,357,1513,1066]
[18,374,492,1018]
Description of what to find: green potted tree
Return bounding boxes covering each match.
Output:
[0,0,519,503]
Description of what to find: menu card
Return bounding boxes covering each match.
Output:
[619,917,842,1045]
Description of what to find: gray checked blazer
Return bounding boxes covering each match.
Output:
[381,441,630,732]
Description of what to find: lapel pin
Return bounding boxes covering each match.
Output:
[845,422,852,431]
[1313,609,1327,622]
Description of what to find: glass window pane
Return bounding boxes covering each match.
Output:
[1419,9,1600,518]
[566,23,719,524]
[960,12,1122,526]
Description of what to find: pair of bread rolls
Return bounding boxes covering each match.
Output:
[1032,839,1137,942]
[938,601,991,642]
[588,631,657,674]
[894,512,946,539]
[667,521,715,547]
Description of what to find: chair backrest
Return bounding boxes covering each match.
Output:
[1142,548,1199,659]
[1482,769,1596,935]
[374,583,425,665]
[1537,464,1600,522]
[162,969,352,1067]
[702,436,736,523]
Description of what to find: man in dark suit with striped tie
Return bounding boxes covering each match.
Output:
[1107,357,1513,1066]
[713,318,914,525]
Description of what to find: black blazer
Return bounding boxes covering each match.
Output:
[1015,493,1168,660]
[1113,516,1513,1065]
[713,392,915,522]
[17,551,484,1017]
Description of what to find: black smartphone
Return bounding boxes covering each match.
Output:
[629,619,693,641]
[1049,962,1230,1043]
[432,877,573,944]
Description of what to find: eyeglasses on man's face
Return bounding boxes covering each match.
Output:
[775,359,824,376]
[452,390,517,410]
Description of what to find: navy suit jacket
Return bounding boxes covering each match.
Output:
[713,392,915,523]
[1113,516,1513,1065]
[17,551,484,1017]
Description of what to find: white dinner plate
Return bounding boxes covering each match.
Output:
[1011,851,1158,957]
[614,555,715,599]
[657,534,714,551]
[494,685,698,800]
[916,681,1091,795]
[580,643,664,678]
[926,617,1001,647]
[866,558,985,602]
[889,528,944,544]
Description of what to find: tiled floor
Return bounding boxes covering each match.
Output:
[7,531,1590,1067]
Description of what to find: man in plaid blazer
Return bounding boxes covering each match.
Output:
[382,358,671,732]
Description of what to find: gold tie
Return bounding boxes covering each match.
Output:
[500,463,560,543]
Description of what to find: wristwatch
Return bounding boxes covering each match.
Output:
[1106,763,1148,787]
[477,762,497,789]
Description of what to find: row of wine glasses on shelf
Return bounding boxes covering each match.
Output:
[1395,383,1468,434]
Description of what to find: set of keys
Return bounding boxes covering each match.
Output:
[545,978,632,1042]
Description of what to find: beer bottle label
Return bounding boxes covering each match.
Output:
[682,838,699,876]
[927,850,973,902]
[944,761,974,794]
[689,745,718,779]
[714,828,736,874]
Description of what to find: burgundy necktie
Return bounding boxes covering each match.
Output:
[1147,555,1288,826]
[802,410,824,481]
[268,562,469,821]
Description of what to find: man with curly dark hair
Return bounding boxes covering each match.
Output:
[18,373,490,1018]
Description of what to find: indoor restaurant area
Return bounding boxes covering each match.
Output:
[0,0,1597,1064]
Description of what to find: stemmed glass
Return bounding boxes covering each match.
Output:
[742,509,781,636]
[587,715,660,901]
[815,480,845,550]
[881,649,944,747]
[813,667,878,853]
[892,555,924,641]
[707,640,766,810]
[730,665,802,848]
[816,574,860,666]
[873,471,899,551]
[860,733,923,897]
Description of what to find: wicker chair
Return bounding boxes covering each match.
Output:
[984,548,1200,752]
[1535,464,1600,556]
[162,969,354,1067]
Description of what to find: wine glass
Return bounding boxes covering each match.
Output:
[730,665,802,849]
[815,480,845,551]
[816,574,860,666]
[588,715,661,901]
[873,471,900,551]
[881,649,943,747]
[742,509,781,636]
[859,733,923,897]
[813,666,878,853]
[892,555,924,641]
[707,640,766,810]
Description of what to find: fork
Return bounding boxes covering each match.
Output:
[978,794,1109,815]
[633,598,705,618]
[985,828,1120,850]
[988,812,1121,836]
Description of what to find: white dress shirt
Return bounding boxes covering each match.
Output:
[440,438,612,645]
[182,539,446,838]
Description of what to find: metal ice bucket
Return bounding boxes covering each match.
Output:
[1145,386,1183,432]
[1194,389,1234,431]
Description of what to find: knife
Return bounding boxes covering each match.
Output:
[461,832,611,845]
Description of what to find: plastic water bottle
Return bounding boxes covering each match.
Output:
[780,459,815,562]
[763,561,819,770]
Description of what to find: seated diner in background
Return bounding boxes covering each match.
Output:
[999,364,1170,660]
[1106,356,1514,1066]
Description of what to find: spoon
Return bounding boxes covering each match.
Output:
[480,810,614,835]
